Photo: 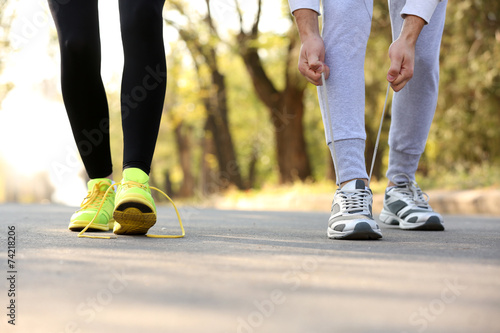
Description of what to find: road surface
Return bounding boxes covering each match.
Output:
[0,204,499,333]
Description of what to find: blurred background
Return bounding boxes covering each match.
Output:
[0,0,498,207]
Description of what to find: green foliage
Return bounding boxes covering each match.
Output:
[152,42,206,194]
[363,1,499,187]
[302,84,330,181]
[426,0,500,181]
[35,0,500,202]
[156,0,499,195]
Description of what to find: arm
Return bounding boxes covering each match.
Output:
[387,0,442,91]
[386,15,425,92]
[293,9,330,86]
[401,0,441,24]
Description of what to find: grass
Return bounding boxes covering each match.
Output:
[157,163,499,208]
[211,163,500,203]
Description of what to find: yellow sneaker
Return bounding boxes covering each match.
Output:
[69,178,115,231]
[113,168,156,235]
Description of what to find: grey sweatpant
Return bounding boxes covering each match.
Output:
[318,0,447,185]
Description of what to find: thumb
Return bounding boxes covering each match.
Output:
[387,56,402,82]
[308,55,323,72]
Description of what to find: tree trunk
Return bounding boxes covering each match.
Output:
[164,170,174,197]
[274,86,311,183]
[246,146,258,189]
[174,122,195,197]
[204,70,244,190]
[172,25,245,191]
[200,121,220,195]
[238,26,312,184]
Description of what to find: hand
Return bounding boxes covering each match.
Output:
[298,35,330,86]
[386,15,425,92]
[387,38,415,92]
[293,8,329,86]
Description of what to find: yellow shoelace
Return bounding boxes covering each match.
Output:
[77,182,185,239]
[79,181,108,211]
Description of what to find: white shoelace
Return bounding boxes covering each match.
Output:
[338,189,371,214]
[392,174,429,207]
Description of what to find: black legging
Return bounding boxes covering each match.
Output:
[48,0,166,178]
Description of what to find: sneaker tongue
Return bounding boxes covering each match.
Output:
[88,178,111,191]
[123,168,149,183]
[342,179,366,191]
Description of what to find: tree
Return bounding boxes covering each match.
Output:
[165,0,245,192]
[235,0,312,184]
[428,0,500,172]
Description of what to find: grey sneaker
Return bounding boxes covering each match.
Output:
[379,174,444,230]
[327,179,383,240]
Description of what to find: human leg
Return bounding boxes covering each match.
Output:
[119,0,167,174]
[386,0,447,184]
[320,0,382,239]
[113,0,166,235]
[49,0,115,231]
[381,0,447,230]
[48,0,113,179]
[319,0,374,186]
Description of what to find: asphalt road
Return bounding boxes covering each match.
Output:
[0,204,499,333]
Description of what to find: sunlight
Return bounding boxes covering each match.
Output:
[0,0,291,205]
[0,0,94,205]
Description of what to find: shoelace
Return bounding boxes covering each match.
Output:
[77,182,185,239]
[392,174,429,207]
[79,181,108,211]
[119,180,145,191]
[338,189,371,214]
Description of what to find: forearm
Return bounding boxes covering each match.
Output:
[398,15,426,46]
[293,9,320,41]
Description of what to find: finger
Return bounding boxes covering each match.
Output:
[387,58,402,83]
[387,46,403,83]
[299,63,322,85]
[390,77,409,92]
[307,52,323,71]
[390,81,402,92]
[308,66,323,85]
[390,66,413,91]
[322,64,330,80]
[307,61,329,85]
[391,73,406,87]
[307,73,322,85]
[306,76,322,86]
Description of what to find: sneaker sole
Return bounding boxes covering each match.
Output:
[379,211,444,231]
[113,201,156,235]
[327,222,383,240]
[68,220,110,232]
